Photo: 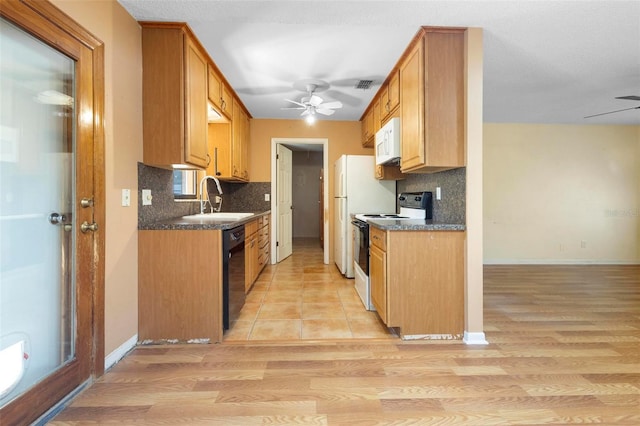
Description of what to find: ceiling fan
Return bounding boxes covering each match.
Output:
[584,95,640,118]
[282,80,343,119]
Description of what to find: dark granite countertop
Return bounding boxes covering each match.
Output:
[368,219,465,231]
[138,210,271,231]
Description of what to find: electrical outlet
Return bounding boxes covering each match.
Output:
[121,189,131,207]
[436,187,442,200]
[581,240,587,249]
[265,193,270,202]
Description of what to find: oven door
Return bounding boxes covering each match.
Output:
[351,219,369,275]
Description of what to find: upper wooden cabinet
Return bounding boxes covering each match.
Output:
[400,29,465,173]
[232,98,250,181]
[206,97,249,182]
[141,23,209,169]
[207,65,232,119]
[379,69,400,121]
[361,107,374,147]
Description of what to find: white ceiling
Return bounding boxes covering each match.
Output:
[118,0,640,126]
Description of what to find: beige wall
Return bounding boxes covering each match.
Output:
[484,123,640,264]
[250,119,374,262]
[51,0,142,355]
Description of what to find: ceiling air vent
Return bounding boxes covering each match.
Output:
[355,80,374,90]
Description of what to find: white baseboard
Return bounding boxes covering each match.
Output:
[463,331,488,345]
[104,334,137,371]
[483,259,639,265]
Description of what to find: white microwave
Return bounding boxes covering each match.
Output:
[375,117,400,165]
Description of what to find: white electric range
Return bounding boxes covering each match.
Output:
[351,192,433,310]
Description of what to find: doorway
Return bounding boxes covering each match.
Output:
[271,138,329,265]
[0,2,104,425]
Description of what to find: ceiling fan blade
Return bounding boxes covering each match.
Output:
[281,107,305,110]
[615,95,640,101]
[316,108,335,116]
[318,101,343,109]
[301,109,311,116]
[584,105,640,118]
[284,98,306,107]
[308,95,323,107]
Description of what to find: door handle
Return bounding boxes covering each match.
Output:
[80,221,99,233]
[48,212,66,225]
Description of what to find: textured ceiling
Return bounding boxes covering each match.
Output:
[118,0,640,125]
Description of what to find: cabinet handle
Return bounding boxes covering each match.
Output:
[206,153,211,166]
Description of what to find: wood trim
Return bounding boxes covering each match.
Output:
[91,41,106,377]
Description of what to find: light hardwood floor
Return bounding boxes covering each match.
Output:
[49,254,639,425]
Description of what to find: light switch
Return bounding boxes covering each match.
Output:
[142,189,152,206]
[121,189,131,207]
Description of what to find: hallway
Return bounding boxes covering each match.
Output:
[224,238,396,341]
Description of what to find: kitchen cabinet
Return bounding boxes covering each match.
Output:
[245,220,259,292]
[141,23,209,169]
[369,227,388,323]
[207,64,232,119]
[375,164,405,181]
[369,225,465,338]
[207,97,250,182]
[257,214,270,271]
[379,69,400,122]
[232,98,250,181]
[138,229,223,342]
[399,28,465,173]
[361,107,374,147]
[245,215,270,292]
[372,98,381,135]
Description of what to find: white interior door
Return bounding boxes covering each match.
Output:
[276,144,293,261]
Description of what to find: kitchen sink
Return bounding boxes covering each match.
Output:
[180,212,254,221]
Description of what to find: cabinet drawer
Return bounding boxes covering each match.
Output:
[245,219,258,235]
[370,226,386,251]
[262,214,270,227]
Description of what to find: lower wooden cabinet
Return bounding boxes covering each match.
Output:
[138,229,223,343]
[245,215,270,292]
[369,226,465,338]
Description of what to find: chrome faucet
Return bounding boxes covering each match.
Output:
[199,175,223,214]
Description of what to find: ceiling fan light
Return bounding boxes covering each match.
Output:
[305,114,316,124]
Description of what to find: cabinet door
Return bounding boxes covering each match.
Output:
[221,84,233,118]
[370,244,387,324]
[361,109,373,147]
[207,65,222,111]
[231,99,245,180]
[387,69,400,113]
[379,85,391,121]
[372,97,381,135]
[399,39,425,171]
[184,37,209,168]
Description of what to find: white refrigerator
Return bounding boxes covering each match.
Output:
[334,155,396,277]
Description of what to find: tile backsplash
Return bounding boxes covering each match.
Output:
[137,162,271,227]
[397,167,466,224]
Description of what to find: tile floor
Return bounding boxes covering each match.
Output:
[224,238,398,341]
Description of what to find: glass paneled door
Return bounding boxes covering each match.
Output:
[0,2,101,423]
[0,15,76,404]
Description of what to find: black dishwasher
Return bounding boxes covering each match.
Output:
[223,225,245,330]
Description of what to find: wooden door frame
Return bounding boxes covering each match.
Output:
[0,0,105,422]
